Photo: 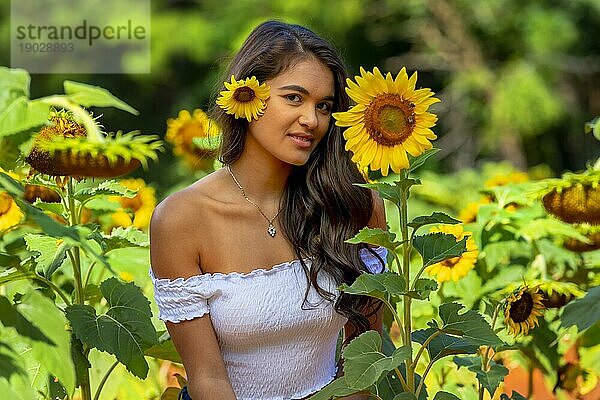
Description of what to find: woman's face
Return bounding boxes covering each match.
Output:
[245,57,335,166]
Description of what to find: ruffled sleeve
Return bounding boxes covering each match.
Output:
[150,269,222,323]
[359,246,389,274]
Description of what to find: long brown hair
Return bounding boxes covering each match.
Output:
[213,20,384,340]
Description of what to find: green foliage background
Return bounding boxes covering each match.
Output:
[1,0,599,198]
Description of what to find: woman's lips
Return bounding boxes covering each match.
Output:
[287,134,313,148]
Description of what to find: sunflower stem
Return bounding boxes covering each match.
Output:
[399,170,414,393]
[66,177,92,400]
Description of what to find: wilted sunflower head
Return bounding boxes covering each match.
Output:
[166,109,221,170]
[563,224,600,253]
[425,224,479,282]
[26,110,87,176]
[26,109,163,178]
[538,169,600,225]
[333,67,440,176]
[504,285,544,336]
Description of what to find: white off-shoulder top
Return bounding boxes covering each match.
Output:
[150,246,388,400]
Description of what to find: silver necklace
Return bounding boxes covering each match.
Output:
[227,165,282,238]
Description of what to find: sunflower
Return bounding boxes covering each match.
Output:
[333,67,440,176]
[538,169,600,225]
[458,196,492,223]
[166,109,221,170]
[484,171,529,188]
[425,224,479,282]
[0,169,24,233]
[26,109,163,178]
[216,75,270,122]
[0,191,24,233]
[109,178,156,231]
[504,285,545,336]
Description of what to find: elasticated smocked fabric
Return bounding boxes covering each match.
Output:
[150,246,388,400]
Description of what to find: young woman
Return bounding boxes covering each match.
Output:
[150,20,387,400]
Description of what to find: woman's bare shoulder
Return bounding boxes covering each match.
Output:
[151,169,229,228]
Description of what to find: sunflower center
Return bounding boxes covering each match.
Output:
[233,87,256,103]
[510,292,534,323]
[364,94,416,146]
[0,192,13,215]
[441,256,460,267]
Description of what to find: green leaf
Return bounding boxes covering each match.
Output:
[0,171,25,197]
[0,295,54,345]
[65,277,158,379]
[409,148,439,172]
[406,278,438,300]
[0,352,25,379]
[24,234,70,278]
[48,374,67,400]
[518,218,590,243]
[0,97,50,137]
[342,330,411,390]
[192,135,222,151]
[561,286,600,331]
[433,392,461,400]
[338,272,407,303]
[413,233,468,268]
[0,67,30,108]
[102,226,150,252]
[437,302,503,347]
[585,117,600,141]
[144,337,182,364]
[73,180,137,203]
[356,178,421,206]
[346,227,401,250]
[31,200,64,216]
[305,377,363,400]
[530,318,559,370]
[393,394,417,400]
[63,81,138,115]
[0,253,20,269]
[17,290,75,394]
[408,212,461,230]
[454,355,508,397]
[412,328,477,362]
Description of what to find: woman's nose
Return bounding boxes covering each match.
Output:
[299,108,318,130]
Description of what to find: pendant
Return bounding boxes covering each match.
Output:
[267,223,276,238]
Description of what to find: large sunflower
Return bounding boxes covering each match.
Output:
[333,67,440,176]
[426,224,478,282]
[109,178,156,231]
[216,75,270,122]
[166,109,220,170]
[504,285,545,336]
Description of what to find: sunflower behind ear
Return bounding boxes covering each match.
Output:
[216,75,270,122]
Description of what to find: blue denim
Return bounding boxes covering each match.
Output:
[178,386,192,400]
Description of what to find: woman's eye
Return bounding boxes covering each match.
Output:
[317,102,332,113]
[285,94,302,102]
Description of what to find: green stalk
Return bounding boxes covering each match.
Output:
[399,170,414,392]
[66,177,92,400]
[93,360,119,400]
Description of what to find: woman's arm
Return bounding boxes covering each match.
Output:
[337,190,387,399]
[150,194,237,400]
